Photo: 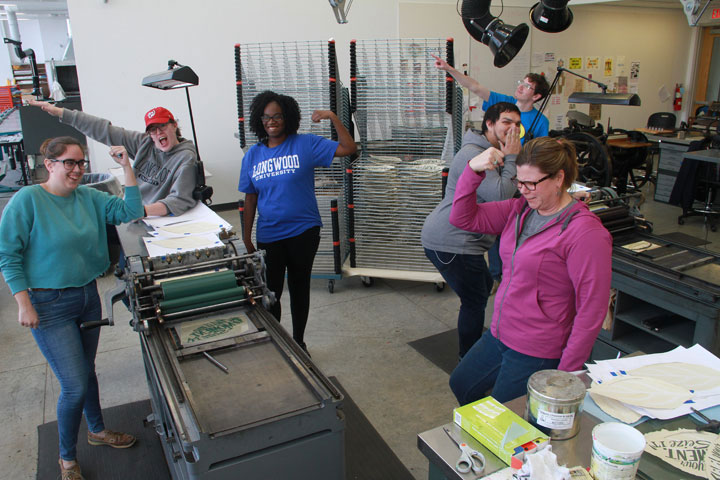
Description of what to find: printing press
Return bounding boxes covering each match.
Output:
[107,221,345,480]
[590,190,720,356]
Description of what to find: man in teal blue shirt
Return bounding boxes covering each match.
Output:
[433,55,550,142]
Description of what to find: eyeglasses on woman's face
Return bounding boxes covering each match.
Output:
[50,159,90,170]
[147,123,170,135]
[512,174,552,191]
[261,113,284,123]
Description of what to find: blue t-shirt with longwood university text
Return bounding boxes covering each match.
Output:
[238,133,338,243]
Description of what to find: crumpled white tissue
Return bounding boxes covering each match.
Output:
[517,446,570,480]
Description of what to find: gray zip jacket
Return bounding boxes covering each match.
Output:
[421,129,517,255]
[61,109,198,215]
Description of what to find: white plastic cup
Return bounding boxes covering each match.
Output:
[590,422,646,480]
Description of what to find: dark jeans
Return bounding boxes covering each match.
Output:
[488,237,502,282]
[425,248,493,358]
[258,226,321,345]
[29,280,105,461]
[449,332,560,405]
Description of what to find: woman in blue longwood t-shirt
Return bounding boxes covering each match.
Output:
[238,91,356,353]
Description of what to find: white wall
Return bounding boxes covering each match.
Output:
[66,0,399,205]
[38,17,70,62]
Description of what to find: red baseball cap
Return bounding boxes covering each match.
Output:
[144,107,175,130]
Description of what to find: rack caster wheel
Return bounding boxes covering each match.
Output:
[327,279,335,293]
[361,276,374,287]
[435,282,445,292]
[678,217,685,225]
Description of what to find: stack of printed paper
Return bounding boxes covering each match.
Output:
[141,203,233,257]
[585,345,720,421]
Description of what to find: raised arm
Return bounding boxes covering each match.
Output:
[450,148,517,235]
[311,110,357,157]
[29,99,145,156]
[432,55,490,101]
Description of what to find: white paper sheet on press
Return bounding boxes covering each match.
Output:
[585,345,720,419]
[143,233,222,257]
[143,202,232,233]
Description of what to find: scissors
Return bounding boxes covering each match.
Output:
[443,427,485,476]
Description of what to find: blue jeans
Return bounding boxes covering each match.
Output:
[30,280,105,461]
[449,332,560,404]
[425,249,493,358]
[488,237,502,282]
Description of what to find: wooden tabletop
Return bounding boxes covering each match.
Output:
[607,137,653,148]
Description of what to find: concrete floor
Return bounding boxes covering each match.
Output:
[1,177,720,479]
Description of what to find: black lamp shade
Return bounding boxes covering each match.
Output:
[568,92,642,106]
[142,65,199,90]
[530,0,573,33]
[486,20,529,68]
[463,16,529,68]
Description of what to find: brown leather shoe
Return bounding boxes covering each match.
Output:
[59,458,84,480]
[87,429,137,448]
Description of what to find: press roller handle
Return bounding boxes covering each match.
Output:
[80,280,127,330]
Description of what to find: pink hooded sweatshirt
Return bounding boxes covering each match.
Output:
[449,165,613,371]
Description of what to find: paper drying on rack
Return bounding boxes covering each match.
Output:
[628,363,720,392]
[589,376,693,410]
[643,429,718,478]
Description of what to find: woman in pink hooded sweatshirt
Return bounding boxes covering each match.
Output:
[448,137,612,404]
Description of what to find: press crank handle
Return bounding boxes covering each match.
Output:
[80,318,111,330]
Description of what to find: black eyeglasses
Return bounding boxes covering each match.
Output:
[147,123,169,135]
[512,174,552,191]
[50,159,90,170]
[261,113,283,123]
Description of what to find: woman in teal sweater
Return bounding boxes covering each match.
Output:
[0,137,144,480]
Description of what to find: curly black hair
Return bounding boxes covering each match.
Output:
[248,90,301,142]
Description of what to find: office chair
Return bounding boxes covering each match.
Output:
[647,112,677,130]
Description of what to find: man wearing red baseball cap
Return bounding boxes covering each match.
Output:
[30,101,198,217]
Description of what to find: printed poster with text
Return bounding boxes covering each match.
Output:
[568,57,583,70]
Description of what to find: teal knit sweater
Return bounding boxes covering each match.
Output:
[0,184,143,294]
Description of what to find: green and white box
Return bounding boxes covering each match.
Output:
[453,396,550,469]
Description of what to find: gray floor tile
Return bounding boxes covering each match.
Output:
[0,364,46,480]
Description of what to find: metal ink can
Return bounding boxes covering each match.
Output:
[526,369,585,440]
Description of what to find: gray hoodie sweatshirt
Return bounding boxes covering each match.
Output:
[61,109,198,215]
[421,129,517,255]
